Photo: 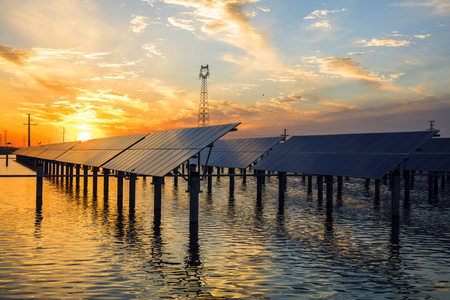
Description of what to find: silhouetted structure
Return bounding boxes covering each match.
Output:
[198,65,210,127]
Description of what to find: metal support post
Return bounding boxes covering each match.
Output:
[188,165,200,223]
[317,175,323,204]
[92,167,99,193]
[278,172,286,208]
[103,168,110,199]
[242,168,247,185]
[229,168,235,197]
[391,169,401,218]
[260,170,266,184]
[326,175,333,219]
[83,165,89,190]
[5,154,8,167]
[337,176,343,197]
[404,170,411,206]
[75,164,80,188]
[117,171,124,207]
[207,166,213,193]
[375,179,380,203]
[307,175,312,194]
[152,176,164,219]
[36,164,43,209]
[256,170,263,204]
[365,178,370,189]
[129,173,137,207]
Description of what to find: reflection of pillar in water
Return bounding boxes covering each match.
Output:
[278,171,286,210]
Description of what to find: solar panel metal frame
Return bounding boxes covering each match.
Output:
[102,123,241,176]
[197,137,284,169]
[253,131,437,179]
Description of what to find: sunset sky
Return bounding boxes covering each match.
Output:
[1,0,449,146]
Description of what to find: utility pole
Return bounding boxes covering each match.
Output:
[23,114,38,147]
[426,120,440,137]
[198,65,210,127]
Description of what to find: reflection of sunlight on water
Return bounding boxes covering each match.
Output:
[0,157,449,299]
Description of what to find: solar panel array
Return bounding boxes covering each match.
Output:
[14,144,55,158]
[55,134,148,167]
[253,131,437,179]
[405,138,450,172]
[197,137,284,169]
[102,123,241,176]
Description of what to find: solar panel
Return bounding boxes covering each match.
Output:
[35,141,81,160]
[253,131,436,179]
[14,144,54,158]
[55,134,148,167]
[102,123,240,176]
[197,137,284,169]
[405,138,450,172]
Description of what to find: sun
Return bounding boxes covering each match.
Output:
[77,131,92,142]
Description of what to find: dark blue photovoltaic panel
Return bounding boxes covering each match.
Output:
[405,138,450,171]
[253,131,437,179]
[197,137,284,169]
[102,123,240,176]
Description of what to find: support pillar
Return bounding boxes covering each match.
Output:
[229,168,235,197]
[337,176,343,198]
[365,178,370,189]
[129,173,137,208]
[207,166,213,193]
[260,170,266,184]
[256,170,263,204]
[75,164,81,188]
[93,167,99,192]
[317,175,323,204]
[278,172,286,208]
[117,171,124,208]
[188,165,200,223]
[36,164,43,210]
[65,163,70,187]
[307,175,312,194]
[153,176,164,217]
[103,168,110,199]
[391,169,401,218]
[5,154,8,167]
[404,170,411,206]
[242,168,247,185]
[173,167,178,187]
[441,172,446,190]
[83,165,89,191]
[326,175,333,219]
[375,179,381,203]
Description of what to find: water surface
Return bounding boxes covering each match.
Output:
[0,157,449,299]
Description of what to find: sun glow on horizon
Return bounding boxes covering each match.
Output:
[77,131,92,142]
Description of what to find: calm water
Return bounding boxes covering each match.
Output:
[0,156,449,299]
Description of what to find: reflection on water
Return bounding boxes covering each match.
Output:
[0,157,449,299]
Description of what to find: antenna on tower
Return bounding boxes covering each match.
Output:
[198,64,210,127]
[426,120,440,137]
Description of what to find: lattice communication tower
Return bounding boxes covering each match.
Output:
[198,65,210,127]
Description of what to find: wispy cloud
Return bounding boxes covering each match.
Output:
[303,8,347,30]
[392,0,450,15]
[358,38,410,47]
[130,15,150,33]
[142,44,166,59]
[168,17,195,31]
[0,45,33,65]
[163,0,277,70]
